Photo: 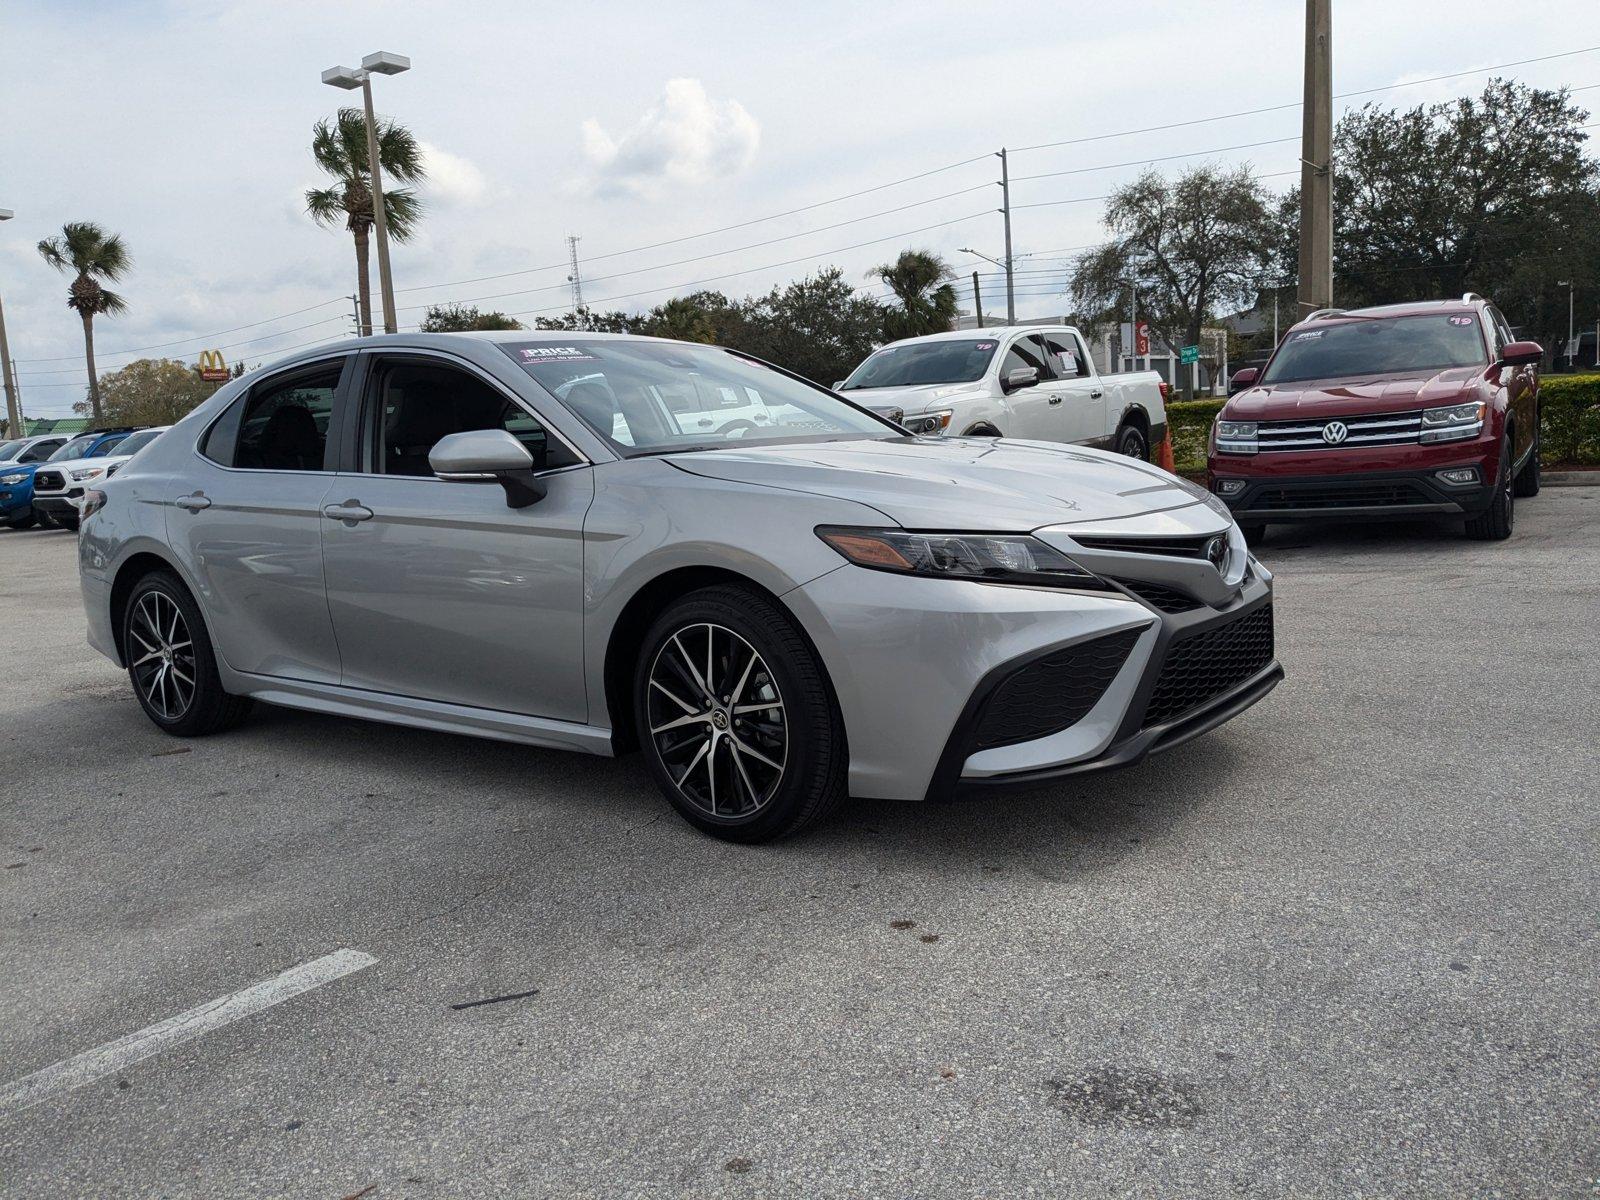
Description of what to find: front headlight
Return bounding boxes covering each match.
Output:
[817,527,1101,587]
[1419,401,1485,443]
[69,465,107,482]
[1215,420,1258,455]
[903,409,953,436]
[0,472,25,485]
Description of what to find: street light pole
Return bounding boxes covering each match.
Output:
[322,51,411,336]
[0,208,23,438]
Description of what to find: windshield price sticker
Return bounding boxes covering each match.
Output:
[520,346,597,363]
[1293,330,1325,341]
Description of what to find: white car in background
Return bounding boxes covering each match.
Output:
[838,325,1169,460]
[31,425,171,530]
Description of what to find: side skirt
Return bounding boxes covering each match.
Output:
[222,670,616,757]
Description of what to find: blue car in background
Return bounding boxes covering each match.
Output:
[1,428,135,530]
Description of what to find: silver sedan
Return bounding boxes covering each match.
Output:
[77,332,1280,841]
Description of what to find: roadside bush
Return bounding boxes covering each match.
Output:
[1161,378,1600,477]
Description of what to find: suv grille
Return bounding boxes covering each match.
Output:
[1142,604,1274,728]
[973,628,1141,750]
[1251,480,1432,511]
[33,469,65,491]
[1257,409,1422,452]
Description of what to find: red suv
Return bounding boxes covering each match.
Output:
[1209,295,1542,541]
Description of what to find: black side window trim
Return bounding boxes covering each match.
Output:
[199,356,350,470]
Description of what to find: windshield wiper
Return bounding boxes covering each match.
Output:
[627,444,733,458]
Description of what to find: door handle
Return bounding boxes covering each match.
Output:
[322,501,374,523]
[1048,396,1062,405]
[1090,388,1104,399]
[174,493,211,512]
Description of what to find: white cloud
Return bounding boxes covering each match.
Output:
[579,78,759,199]
[420,142,492,206]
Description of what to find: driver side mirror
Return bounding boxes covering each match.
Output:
[1228,367,1260,395]
[1500,340,1542,367]
[430,428,546,509]
[1001,366,1040,393]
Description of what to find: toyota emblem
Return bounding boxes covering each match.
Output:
[1205,536,1228,570]
[1322,420,1349,445]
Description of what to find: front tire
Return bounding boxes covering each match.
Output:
[5,511,36,531]
[124,570,254,736]
[33,509,56,530]
[634,584,847,842]
[1465,439,1515,541]
[1116,422,1149,461]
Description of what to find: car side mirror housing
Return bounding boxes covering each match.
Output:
[1500,340,1542,367]
[1002,366,1040,393]
[833,380,847,391]
[1229,367,1260,395]
[430,429,546,509]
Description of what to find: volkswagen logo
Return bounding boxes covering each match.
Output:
[1321,420,1349,445]
[1205,536,1228,571]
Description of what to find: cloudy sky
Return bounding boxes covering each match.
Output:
[2,0,1595,414]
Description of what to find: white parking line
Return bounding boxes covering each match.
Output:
[0,948,377,1118]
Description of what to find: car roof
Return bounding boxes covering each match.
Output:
[878,325,1075,347]
[1300,297,1489,325]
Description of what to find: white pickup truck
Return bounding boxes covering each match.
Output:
[836,325,1169,460]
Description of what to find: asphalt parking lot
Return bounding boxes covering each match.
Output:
[2,493,1598,1199]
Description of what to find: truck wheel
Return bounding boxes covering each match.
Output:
[1116,423,1149,461]
[1465,440,1514,541]
[1513,424,1540,497]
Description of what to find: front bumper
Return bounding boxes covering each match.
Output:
[33,489,85,517]
[1211,467,1495,522]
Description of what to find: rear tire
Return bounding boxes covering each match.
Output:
[124,570,254,737]
[1465,439,1515,541]
[634,584,847,842]
[1116,422,1150,461]
[1513,424,1541,497]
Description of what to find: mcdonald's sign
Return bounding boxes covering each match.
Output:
[198,350,230,382]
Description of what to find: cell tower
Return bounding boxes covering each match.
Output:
[565,235,585,315]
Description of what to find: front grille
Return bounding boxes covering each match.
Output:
[1073,534,1215,559]
[973,628,1141,750]
[1257,409,1422,452]
[1250,480,1432,511]
[1142,604,1274,728]
[1113,578,1203,614]
[34,470,65,491]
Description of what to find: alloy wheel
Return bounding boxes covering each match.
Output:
[129,590,196,721]
[646,622,787,819]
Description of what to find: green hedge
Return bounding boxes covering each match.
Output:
[1162,375,1600,475]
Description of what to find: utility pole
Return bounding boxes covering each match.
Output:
[566,235,585,317]
[0,207,21,437]
[1297,0,1333,318]
[1129,285,1138,372]
[997,148,1015,323]
[972,272,984,328]
[348,294,361,336]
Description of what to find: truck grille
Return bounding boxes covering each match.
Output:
[1257,409,1422,452]
[973,628,1141,750]
[33,469,65,491]
[1142,604,1274,728]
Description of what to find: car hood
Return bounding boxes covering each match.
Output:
[1226,366,1487,419]
[663,436,1212,530]
[837,382,987,415]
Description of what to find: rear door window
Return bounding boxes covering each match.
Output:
[206,362,345,470]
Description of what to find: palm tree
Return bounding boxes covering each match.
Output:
[37,222,130,423]
[871,249,958,341]
[305,107,426,336]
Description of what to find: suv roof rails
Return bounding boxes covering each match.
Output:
[1461,292,1486,304]
[86,425,138,435]
[1305,307,1346,321]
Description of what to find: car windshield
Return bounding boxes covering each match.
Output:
[1261,313,1489,384]
[113,429,163,457]
[0,440,20,462]
[501,339,893,456]
[48,435,100,462]
[839,339,999,390]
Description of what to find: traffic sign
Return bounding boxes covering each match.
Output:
[1135,322,1150,356]
[1179,344,1200,365]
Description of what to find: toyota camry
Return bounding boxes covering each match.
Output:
[78,332,1280,841]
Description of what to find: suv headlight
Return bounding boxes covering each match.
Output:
[1419,401,1485,443]
[1215,420,1258,455]
[0,472,26,485]
[817,527,1101,587]
[903,409,953,436]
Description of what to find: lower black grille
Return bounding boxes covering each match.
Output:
[1142,604,1274,728]
[1251,481,1431,510]
[974,628,1141,750]
[1113,578,1203,614]
[34,470,65,491]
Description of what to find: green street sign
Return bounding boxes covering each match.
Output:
[1179,344,1201,365]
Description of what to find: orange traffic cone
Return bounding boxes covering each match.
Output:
[1156,428,1176,473]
